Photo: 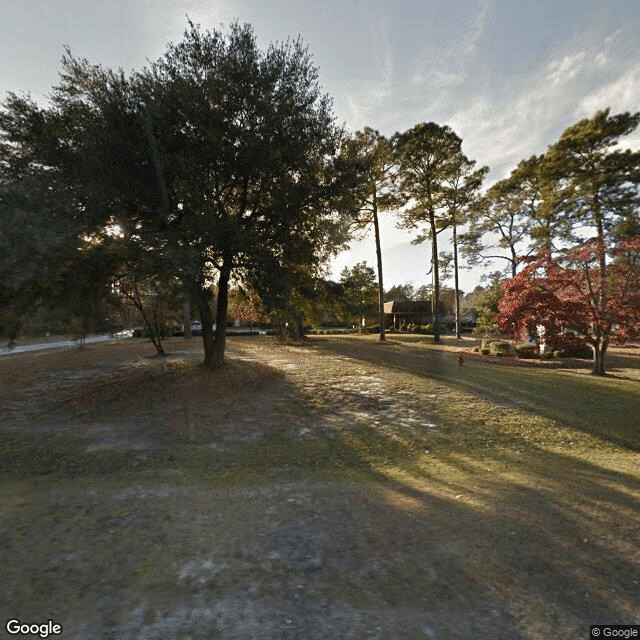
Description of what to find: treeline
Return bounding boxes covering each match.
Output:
[344,109,640,375]
[1,20,639,373]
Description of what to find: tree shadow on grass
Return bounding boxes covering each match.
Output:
[3,339,639,639]
[364,444,640,637]
[316,338,640,453]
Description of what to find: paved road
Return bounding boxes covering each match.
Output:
[0,333,131,356]
[0,329,274,356]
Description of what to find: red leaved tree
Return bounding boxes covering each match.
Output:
[496,236,640,375]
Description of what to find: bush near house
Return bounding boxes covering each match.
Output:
[481,336,501,349]
[515,342,538,359]
[488,340,510,357]
[551,334,593,359]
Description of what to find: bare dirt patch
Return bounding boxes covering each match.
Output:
[1,336,639,639]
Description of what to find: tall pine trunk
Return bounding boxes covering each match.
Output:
[372,191,386,341]
[452,222,461,340]
[430,210,442,344]
[130,286,165,356]
[592,204,608,375]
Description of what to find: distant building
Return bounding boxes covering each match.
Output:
[383,301,432,329]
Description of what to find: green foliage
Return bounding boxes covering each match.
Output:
[488,340,511,357]
[338,262,378,328]
[414,284,432,302]
[339,127,398,232]
[0,169,99,341]
[515,342,538,359]
[472,273,504,335]
[542,108,640,247]
[385,283,415,303]
[1,20,348,365]
[464,155,546,276]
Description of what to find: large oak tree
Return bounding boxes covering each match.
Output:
[1,21,344,367]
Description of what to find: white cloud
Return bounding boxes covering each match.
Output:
[446,29,640,182]
[344,6,394,129]
[576,61,640,152]
[576,60,640,117]
[412,0,488,88]
[545,51,588,85]
[446,89,552,182]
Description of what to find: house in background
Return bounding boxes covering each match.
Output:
[383,301,432,329]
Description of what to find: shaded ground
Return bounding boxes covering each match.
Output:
[1,335,639,639]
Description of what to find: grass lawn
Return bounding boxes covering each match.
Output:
[1,335,638,639]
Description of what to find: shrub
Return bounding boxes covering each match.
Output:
[553,350,563,359]
[488,340,510,357]
[515,342,538,359]
[562,344,592,358]
[399,323,407,332]
[552,334,593,359]
[480,347,490,355]
[481,336,498,349]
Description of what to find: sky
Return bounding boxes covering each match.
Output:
[2,0,640,293]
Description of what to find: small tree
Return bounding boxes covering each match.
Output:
[471,272,504,335]
[339,262,378,330]
[496,237,640,375]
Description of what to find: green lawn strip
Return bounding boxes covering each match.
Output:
[5,337,637,481]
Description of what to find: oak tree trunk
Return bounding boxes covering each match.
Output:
[183,297,192,339]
